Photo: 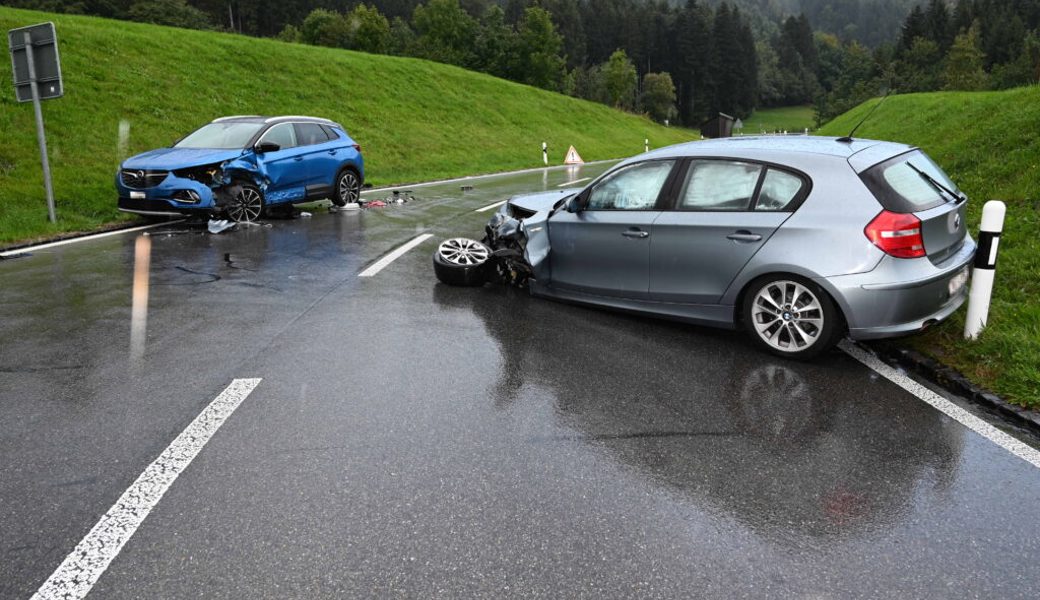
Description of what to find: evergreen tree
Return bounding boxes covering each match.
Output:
[943,22,989,90]
[347,4,392,54]
[412,0,478,66]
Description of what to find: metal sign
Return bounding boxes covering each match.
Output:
[9,22,63,102]
[8,22,62,223]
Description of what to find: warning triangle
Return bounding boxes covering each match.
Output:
[564,145,584,165]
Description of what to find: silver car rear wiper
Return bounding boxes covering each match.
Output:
[906,161,965,204]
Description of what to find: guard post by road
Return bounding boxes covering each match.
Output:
[8,22,63,223]
[964,200,1006,340]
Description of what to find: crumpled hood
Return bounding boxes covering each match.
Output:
[508,188,582,214]
[122,147,246,170]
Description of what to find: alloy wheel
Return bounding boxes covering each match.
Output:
[227,187,263,223]
[338,172,360,204]
[438,238,489,266]
[750,280,824,352]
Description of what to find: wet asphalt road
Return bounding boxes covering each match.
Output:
[2,163,1040,599]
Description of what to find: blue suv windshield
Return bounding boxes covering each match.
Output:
[175,123,264,149]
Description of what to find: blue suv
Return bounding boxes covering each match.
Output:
[116,116,364,221]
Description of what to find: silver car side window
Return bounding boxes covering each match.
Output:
[679,160,762,210]
[755,169,803,211]
[259,123,297,149]
[587,161,675,210]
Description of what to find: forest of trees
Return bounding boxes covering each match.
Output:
[4,0,1039,127]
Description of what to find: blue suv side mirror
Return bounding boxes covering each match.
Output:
[255,141,280,154]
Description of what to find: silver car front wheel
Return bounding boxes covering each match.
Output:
[744,276,841,359]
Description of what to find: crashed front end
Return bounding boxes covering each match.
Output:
[481,188,580,287]
[116,157,262,217]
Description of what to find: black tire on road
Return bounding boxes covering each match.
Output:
[741,274,843,360]
[333,168,361,207]
[433,238,492,287]
[226,183,265,223]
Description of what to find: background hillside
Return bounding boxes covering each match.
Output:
[819,86,1040,406]
[0,6,691,244]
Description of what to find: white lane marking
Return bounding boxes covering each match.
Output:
[0,221,182,258]
[556,177,590,187]
[358,233,434,277]
[840,340,1040,469]
[474,200,508,213]
[31,378,262,600]
[360,159,616,196]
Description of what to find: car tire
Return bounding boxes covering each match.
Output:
[332,168,361,207]
[742,275,843,360]
[433,238,492,287]
[226,183,265,223]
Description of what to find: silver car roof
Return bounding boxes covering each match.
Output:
[634,136,915,173]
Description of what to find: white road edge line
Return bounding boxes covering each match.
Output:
[358,233,434,277]
[474,200,508,213]
[556,177,591,187]
[840,340,1040,469]
[0,221,183,258]
[31,378,263,600]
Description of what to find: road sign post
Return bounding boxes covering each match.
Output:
[9,22,63,224]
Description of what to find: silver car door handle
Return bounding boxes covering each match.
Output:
[727,231,762,242]
[622,230,650,239]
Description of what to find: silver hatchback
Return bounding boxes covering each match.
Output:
[433,136,975,358]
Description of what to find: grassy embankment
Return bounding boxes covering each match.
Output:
[818,87,1040,407]
[740,105,814,134]
[0,6,692,245]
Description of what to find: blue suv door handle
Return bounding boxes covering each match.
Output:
[293,156,303,161]
[328,150,338,155]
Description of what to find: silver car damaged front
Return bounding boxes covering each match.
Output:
[493,188,582,281]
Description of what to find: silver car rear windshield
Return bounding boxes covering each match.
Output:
[860,150,960,213]
[175,123,265,149]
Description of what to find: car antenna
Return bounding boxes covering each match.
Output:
[837,87,892,143]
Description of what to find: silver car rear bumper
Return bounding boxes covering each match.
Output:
[823,235,976,340]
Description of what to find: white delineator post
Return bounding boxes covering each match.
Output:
[964,200,1006,340]
[542,142,548,166]
[644,138,649,153]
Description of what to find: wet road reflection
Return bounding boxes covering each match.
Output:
[433,283,963,543]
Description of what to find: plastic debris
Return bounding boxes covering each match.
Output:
[300,211,312,218]
[366,200,387,208]
[207,219,236,234]
[461,185,473,191]
[330,203,361,212]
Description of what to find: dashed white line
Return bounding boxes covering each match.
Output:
[0,221,181,258]
[473,200,508,213]
[556,177,590,187]
[840,340,1040,469]
[358,233,434,277]
[32,378,263,600]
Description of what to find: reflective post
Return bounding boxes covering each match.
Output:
[644,138,649,153]
[542,141,548,166]
[23,31,56,223]
[964,200,1006,340]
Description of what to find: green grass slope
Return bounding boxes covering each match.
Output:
[818,87,1040,407]
[0,6,692,244]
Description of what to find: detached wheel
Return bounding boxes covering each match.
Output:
[226,183,264,223]
[433,238,491,287]
[742,275,842,360]
[333,169,361,207]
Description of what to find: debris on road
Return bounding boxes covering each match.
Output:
[300,211,312,218]
[207,219,236,234]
